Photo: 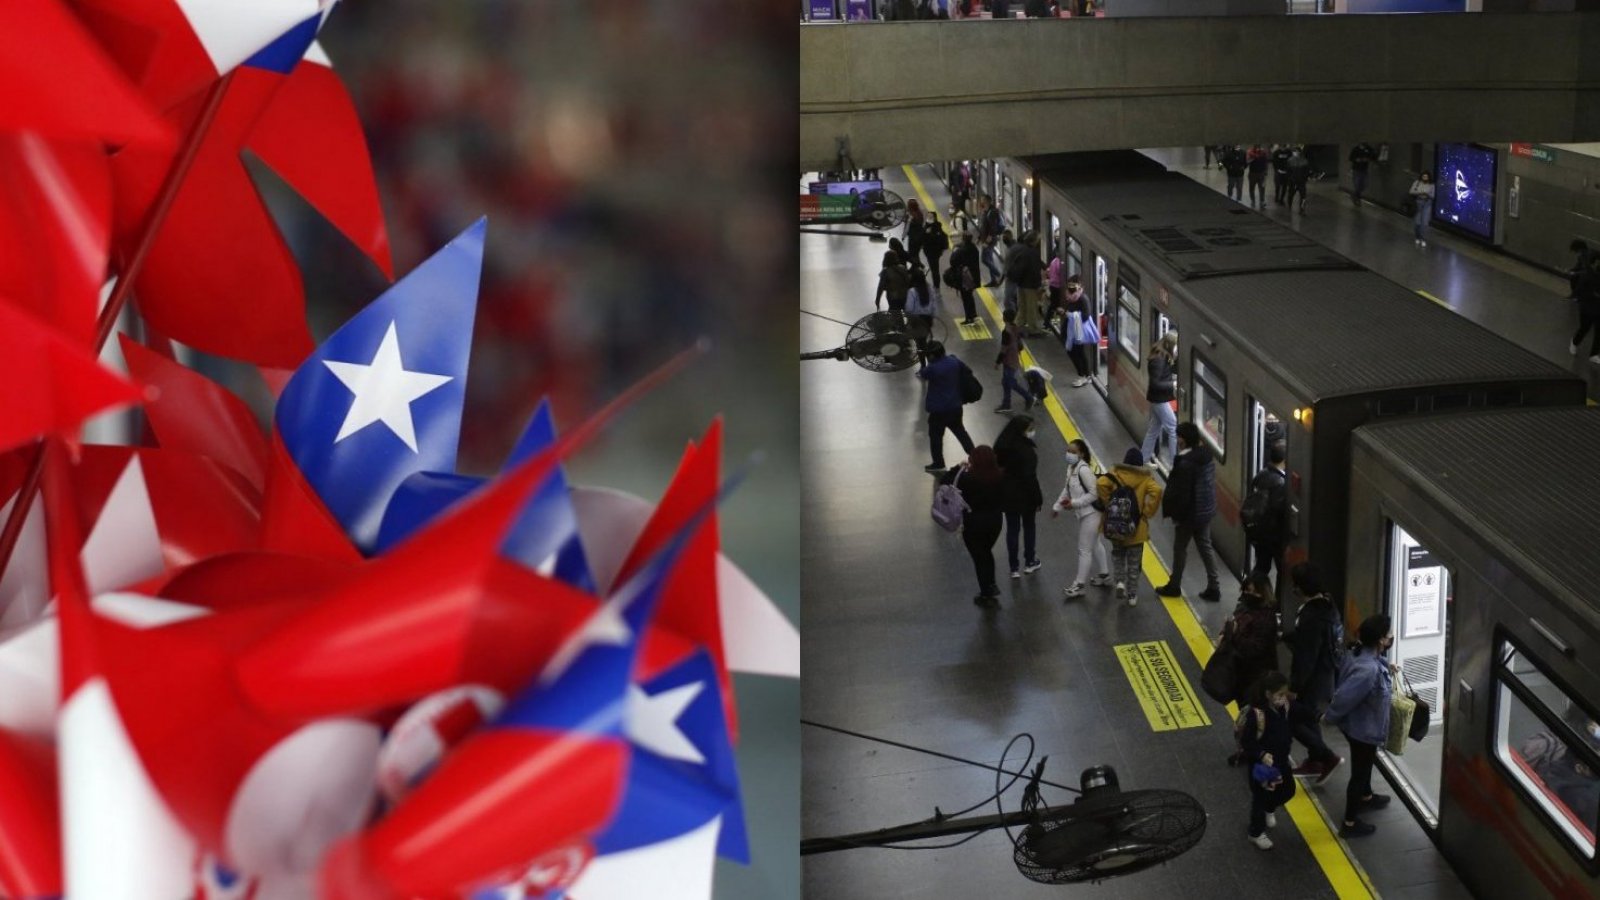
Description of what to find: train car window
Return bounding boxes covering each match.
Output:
[1192,355,1227,461]
[1048,214,1061,261]
[1066,235,1082,282]
[1492,638,1600,861]
[1116,282,1142,363]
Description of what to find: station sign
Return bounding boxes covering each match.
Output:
[1510,143,1558,164]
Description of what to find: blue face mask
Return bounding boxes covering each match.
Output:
[1064,452,1079,465]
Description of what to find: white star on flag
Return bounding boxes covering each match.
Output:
[625,681,706,765]
[539,600,632,685]
[323,321,453,452]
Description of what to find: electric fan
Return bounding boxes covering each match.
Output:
[1011,764,1206,884]
[800,311,945,373]
[853,188,908,232]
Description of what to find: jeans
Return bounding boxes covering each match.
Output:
[1248,175,1266,206]
[1287,180,1307,208]
[1351,168,1368,203]
[1003,278,1019,313]
[924,250,944,284]
[1574,305,1600,355]
[1413,202,1430,240]
[1248,764,1297,838]
[1110,543,1143,593]
[1226,174,1243,201]
[1017,287,1043,332]
[1000,364,1028,409]
[1170,520,1220,590]
[963,513,1003,597]
[1140,400,1176,466]
[1004,509,1038,571]
[959,288,977,322]
[928,409,975,468]
[1072,511,1109,585]
[981,244,1003,281]
[1343,738,1379,823]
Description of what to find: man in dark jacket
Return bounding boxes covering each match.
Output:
[1009,233,1046,336]
[977,196,1005,285]
[1271,144,1293,206]
[1221,145,1247,203]
[1156,422,1221,601]
[917,342,976,472]
[1283,562,1346,782]
[1244,442,1290,596]
[950,235,981,324]
[1348,143,1377,206]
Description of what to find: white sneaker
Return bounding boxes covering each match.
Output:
[1114,581,1126,599]
[1063,582,1085,599]
[1128,591,1138,607]
[1072,377,1089,388]
[1249,833,1273,851]
[1571,342,1580,356]
[1590,355,1600,365]
[1089,573,1113,586]
[1265,812,1277,829]
[1011,569,1021,580]
[1420,240,1427,248]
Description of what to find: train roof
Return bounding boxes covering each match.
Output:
[1031,157,1576,401]
[1352,407,1600,620]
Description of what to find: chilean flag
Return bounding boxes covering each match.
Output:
[375,399,597,592]
[268,217,482,553]
[321,511,714,898]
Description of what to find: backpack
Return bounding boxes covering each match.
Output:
[1101,472,1141,540]
[1239,470,1282,540]
[958,360,983,404]
[943,265,963,289]
[931,468,970,532]
[1230,706,1267,766]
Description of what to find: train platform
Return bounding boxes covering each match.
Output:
[800,164,1485,898]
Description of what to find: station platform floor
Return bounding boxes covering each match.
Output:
[798,160,1507,899]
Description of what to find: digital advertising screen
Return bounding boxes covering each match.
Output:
[1432,143,1498,242]
[807,179,883,196]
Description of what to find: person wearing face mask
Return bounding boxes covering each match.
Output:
[1237,671,1297,851]
[1051,439,1111,600]
[1060,277,1093,387]
[994,415,1044,579]
[1324,614,1396,837]
[1222,575,1281,710]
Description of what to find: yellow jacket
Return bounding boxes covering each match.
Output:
[1096,463,1163,545]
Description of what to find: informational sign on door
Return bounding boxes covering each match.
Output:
[1404,545,1444,639]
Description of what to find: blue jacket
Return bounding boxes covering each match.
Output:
[1162,443,1216,525]
[920,355,964,414]
[1324,650,1392,747]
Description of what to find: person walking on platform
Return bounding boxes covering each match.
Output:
[1156,422,1222,602]
[978,195,1005,285]
[1097,448,1162,606]
[905,266,938,371]
[1221,145,1247,203]
[995,415,1044,580]
[1139,331,1178,468]
[994,308,1033,413]
[1238,671,1298,851]
[874,251,911,312]
[1061,277,1094,387]
[1052,438,1111,600]
[922,211,949,288]
[949,162,972,215]
[905,198,926,266]
[1010,232,1046,336]
[1044,251,1065,327]
[1241,442,1290,596]
[1271,144,1293,206]
[999,230,1021,313]
[941,446,1005,607]
[1566,239,1600,362]
[1324,614,1396,838]
[1221,575,1281,710]
[1348,142,1377,206]
[918,341,976,473]
[950,234,981,325]
[1285,146,1311,214]
[1284,562,1346,784]
[1408,171,1435,248]
[1246,144,1269,209]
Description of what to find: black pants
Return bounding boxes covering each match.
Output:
[1351,168,1368,204]
[1067,343,1092,379]
[1250,538,1286,600]
[1248,174,1266,206]
[959,288,977,322]
[1343,738,1379,823]
[924,249,943,284]
[1574,304,1600,355]
[1003,509,1037,571]
[1170,520,1220,589]
[1247,763,1296,838]
[1273,172,1288,203]
[963,514,1002,597]
[1290,699,1338,767]
[928,409,975,468]
[1286,180,1307,208]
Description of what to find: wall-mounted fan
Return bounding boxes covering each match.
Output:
[852,188,908,232]
[801,311,945,373]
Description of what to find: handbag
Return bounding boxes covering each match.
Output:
[1201,633,1240,705]
[1081,315,1100,347]
[1066,311,1084,347]
[958,360,983,404]
[1386,674,1416,756]
[1401,669,1430,742]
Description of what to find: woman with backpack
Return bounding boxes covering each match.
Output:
[949,234,981,325]
[1051,439,1111,600]
[1237,671,1298,851]
[1095,448,1162,606]
[941,446,1006,607]
[1323,614,1396,838]
[994,416,1043,581]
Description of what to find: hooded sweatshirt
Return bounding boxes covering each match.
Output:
[1095,463,1163,545]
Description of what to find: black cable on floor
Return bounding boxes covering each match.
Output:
[801,719,1081,795]
[800,308,862,328]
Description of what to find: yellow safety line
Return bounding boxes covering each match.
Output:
[902,163,1380,899]
[1415,289,1449,309]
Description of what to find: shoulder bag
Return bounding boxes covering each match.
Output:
[1386,671,1416,756]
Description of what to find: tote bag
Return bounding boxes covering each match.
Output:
[1386,677,1416,756]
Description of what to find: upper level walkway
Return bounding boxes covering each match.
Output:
[799,13,1600,171]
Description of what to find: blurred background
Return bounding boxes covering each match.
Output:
[243,0,797,894]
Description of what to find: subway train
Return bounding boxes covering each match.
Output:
[975,150,1597,898]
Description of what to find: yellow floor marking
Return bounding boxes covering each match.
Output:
[1114,640,1212,731]
[901,163,1381,900]
[1415,289,1449,309]
[956,319,992,341]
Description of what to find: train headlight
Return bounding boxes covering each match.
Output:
[1293,407,1312,428]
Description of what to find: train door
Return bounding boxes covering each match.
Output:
[1244,399,1289,573]
[1093,253,1109,384]
[1020,183,1033,236]
[1381,522,1453,829]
